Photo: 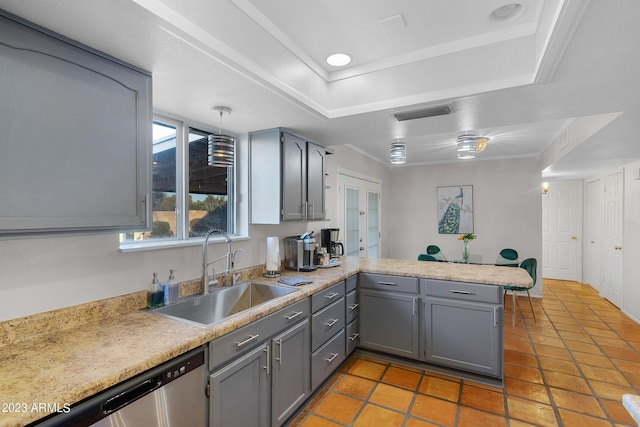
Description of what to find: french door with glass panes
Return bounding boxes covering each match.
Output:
[338,173,381,258]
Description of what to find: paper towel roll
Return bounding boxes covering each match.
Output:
[266,237,280,272]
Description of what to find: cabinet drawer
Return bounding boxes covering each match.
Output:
[424,279,501,304]
[359,273,418,294]
[311,329,345,390]
[346,320,359,355]
[311,281,345,312]
[209,298,310,370]
[312,298,345,351]
[346,275,357,293]
[345,290,359,324]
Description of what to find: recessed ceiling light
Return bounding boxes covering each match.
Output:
[326,53,351,67]
[489,3,524,22]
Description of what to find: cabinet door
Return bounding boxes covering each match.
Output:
[0,13,151,234]
[424,298,502,377]
[210,344,270,427]
[271,320,310,427]
[306,141,326,220]
[359,289,420,359]
[281,132,306,221]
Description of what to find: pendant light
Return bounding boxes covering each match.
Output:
[390,141,406,164]
[457,134,477,159]
[208,106,235,167]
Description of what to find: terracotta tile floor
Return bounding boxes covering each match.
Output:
[287,279,640,427]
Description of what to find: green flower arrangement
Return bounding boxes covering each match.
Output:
[458,233,476,242]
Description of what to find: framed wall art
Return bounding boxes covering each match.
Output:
[437,185,473,234]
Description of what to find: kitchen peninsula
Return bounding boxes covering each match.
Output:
[0,257,532,427]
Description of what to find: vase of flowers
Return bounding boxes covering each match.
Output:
[458,233,476,262]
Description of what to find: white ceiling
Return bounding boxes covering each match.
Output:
[2,0,640,178]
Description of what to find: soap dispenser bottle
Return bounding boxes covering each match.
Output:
[163,269,179,305]
[147,272,164,308]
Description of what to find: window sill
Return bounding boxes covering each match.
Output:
[119,235,250,253]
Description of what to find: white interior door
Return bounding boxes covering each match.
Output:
[542,180,582,281]
[583,179,603,292]
[338,172,381,258]
[602,170,624,307]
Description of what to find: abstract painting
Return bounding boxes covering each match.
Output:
[437,185,473,234]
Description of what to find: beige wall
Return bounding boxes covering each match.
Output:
[387,158,544,296]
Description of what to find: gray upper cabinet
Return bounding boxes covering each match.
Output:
[0,12,152,235]
[249,128,326,224]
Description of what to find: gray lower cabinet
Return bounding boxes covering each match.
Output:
[271,321,311,426]
[208,299,311,427]
[358,273,420,359]
[311,280,346,390]
[422,279,503,378]
[345,275,359,355]
[209,343,270,427]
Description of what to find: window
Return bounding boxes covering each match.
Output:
[120,117,234,245]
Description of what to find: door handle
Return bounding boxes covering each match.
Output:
[571,235,577,240]
[263,345,270,374]
[614,245,622,251]
[275,339,282,366]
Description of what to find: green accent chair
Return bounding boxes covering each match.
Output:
[503,258,537,326]
[426,245,447,261]
[496,248,519,267]
[418,254,438,262]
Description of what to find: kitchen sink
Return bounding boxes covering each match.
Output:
[151,282,298,327]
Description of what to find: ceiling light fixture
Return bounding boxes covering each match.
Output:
[326,53,351,67]
[390,141,406,165]
[208,106,234,168]
[457,134,477,159]
[489,3,524,22]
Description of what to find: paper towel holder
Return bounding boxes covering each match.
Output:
[264,236,281,278]
[264,270,281,278]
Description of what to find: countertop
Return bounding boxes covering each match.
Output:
[0,257,531,427]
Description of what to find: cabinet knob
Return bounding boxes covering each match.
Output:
[614,245,622,251]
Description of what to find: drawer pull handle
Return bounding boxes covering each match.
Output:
[449,290,472,295]
[235,334,260,348]
[325,318,339,327]
[349,303,359,310]
[325,352,339,363]
[349,333,360,341]
[286,310,304,320]
[377,281,397,286]
[326,292,340,299]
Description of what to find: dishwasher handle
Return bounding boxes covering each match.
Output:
[102,376,162,415]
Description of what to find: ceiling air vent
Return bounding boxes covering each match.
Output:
[392,104,454,121]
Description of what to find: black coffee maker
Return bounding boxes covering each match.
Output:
[321,228,344,259]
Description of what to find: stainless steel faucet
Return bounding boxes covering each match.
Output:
[202,228,232,295]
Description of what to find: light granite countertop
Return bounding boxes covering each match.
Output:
[0,257,531,427]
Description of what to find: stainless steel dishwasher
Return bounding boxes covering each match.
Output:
[36,346,207,427]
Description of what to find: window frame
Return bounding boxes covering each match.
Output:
[119,113,236,251]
